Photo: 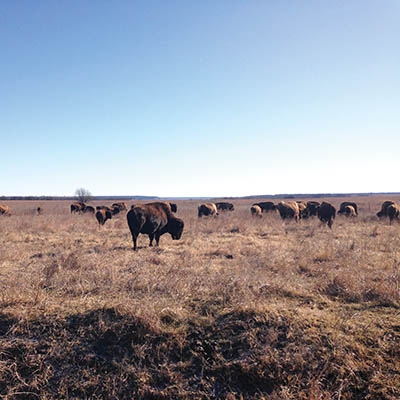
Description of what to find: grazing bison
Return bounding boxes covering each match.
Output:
[276,201,300,222]
[112,202,127,212]
[344,205,357,217]
[96,205,112,212]
[96,209,112,225]
[338,201,359,216]
[252,201,276,213]
[301,201,320,218]
[0,205,10,215]
[198,203,218,217]
[84,205,95,214]
[250,205,262,218]
[377,201,396,218]
[216,202,234,211]
[145,202,177,215]
[318,202,336,228]
[296,201,307,218]
[127,202,184,251]
[387,203,400,225]
[110,205,121,215]
[70,202,85,213]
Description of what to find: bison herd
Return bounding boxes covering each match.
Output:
[2,199,400,250]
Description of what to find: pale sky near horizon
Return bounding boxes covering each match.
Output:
[1,1,399,197]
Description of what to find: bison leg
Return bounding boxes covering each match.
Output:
[131,235,138,251]
[148,233,155,247]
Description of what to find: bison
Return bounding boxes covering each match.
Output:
[84,205,95,214]
[127,202,184,251]
[250,205,262,218]
[70,202,85,213]
[198,203,218,218]
[112,202,127,212]
[318,202,336,228]
[296,201,307,218]
[377,201,396,218]
[252,201,276,213]
[387,203,400,225]
[96,209,112,225]
[276,201,300,222]
[344,205,357,217]
[338,201,358,216]
[169,203,178,213]
[301,201,320,218]
[216,202,234,212]
[0,205,10,215]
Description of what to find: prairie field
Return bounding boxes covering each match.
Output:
[1,196,400,399]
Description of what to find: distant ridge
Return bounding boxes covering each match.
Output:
[1,193,400,201]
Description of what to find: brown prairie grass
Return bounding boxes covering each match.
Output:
[0,196,399,399]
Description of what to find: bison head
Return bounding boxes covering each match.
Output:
[168,218,184,240]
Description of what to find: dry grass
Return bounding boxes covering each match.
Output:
[0,196,399,399]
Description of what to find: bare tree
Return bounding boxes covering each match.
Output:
[75,188,92,203]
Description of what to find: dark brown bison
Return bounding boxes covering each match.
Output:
[252,201,276,213]
[387,203,400,225]
[96,205,112,211]
[127,202,184,251]
[377,201,396,218]
[70,202,85,213]
[250,204,262,218]
[296,201,307,218]
[301,201,320,218]
[84,205,95,214]
[169,203,178,213]
[96,209,112,225]
[198,203,218,217]
[344,205,357,217]
[110,205,121,215]
[216,202,234,211]
[276,201,300,222]
[338,201,358,216]
[318,202,336,228]
[0,205,10,215]
[112,202,127,212]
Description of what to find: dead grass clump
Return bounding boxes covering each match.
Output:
[2,306,399,399]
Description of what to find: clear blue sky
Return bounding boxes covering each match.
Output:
[2,1,399,197]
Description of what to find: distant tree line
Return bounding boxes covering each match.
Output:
[0,195,159,201]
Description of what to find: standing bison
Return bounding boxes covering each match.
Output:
[301,201,320,218]
[198,203,218,217]
[338,201,358,216]
[377,201,396,218]
[127,202,184,251]
[0,205,10,215]
[252,201,276,213]
[250,205,262,218]
[276,201,300,222]
[387,203,400,225]
[318,202,336,228]
[96,209,112,225]
[112,202,127,212]
[216,202,234,212]
[70,202,86,213]
[344,205,357,217]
